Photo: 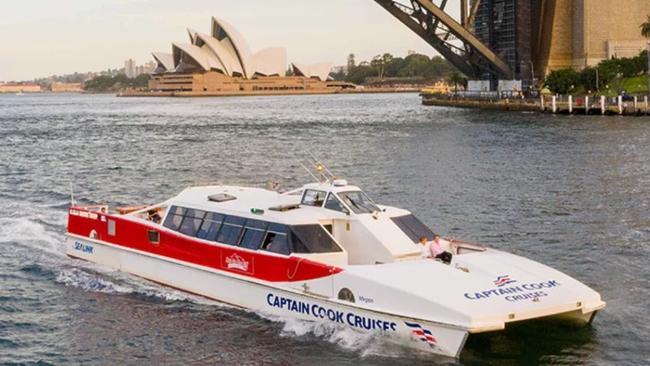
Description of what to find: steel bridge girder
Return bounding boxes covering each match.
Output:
[374,0,513,79]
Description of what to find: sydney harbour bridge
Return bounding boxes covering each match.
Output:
[374,0,513,80]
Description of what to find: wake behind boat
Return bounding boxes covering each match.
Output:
[65,164,605,358]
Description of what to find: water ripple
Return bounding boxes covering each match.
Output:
[0,93,649,365]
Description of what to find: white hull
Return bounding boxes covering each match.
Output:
[66,234,470,357]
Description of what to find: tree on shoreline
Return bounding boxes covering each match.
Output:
[544,50,649,94]
[84,74,150,92]
[344,52,455,85]
[641,14,650,37]
[544,69,580,94]
[371,53,394,79]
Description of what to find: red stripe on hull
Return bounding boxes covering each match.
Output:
[67,208,342,282]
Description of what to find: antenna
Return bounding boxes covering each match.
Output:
[290,151,320,182]
[289,149,340,184]
[298,150,336,182]
[305,150,336,182]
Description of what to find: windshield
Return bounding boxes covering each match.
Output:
[290,224,342,253]
[338,191,379,214]
[391,214,436,244]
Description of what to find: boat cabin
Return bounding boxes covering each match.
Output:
[125,180,456,266]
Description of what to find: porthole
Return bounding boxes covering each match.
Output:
[338,288,355,303]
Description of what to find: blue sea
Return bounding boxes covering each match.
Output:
[1,93,649,365]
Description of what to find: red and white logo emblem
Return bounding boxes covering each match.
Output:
[225,253,249,272]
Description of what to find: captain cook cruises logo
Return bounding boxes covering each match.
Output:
[405,322,437,347]
[225,253,250,272]
[494,275,517,287]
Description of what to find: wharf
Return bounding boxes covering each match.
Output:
[422,93,650,116]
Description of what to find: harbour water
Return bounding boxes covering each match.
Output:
[1,93,649,365]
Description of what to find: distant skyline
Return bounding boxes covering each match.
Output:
[0,0,461,81]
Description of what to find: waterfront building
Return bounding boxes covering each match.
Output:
[50,82,82,93]
[124,59,136,79]
[0,83,42,93]
[148,17,339,95]
[135,61,157,77]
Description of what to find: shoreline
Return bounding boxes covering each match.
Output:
[422,94,650,116]
[117,87,421,98]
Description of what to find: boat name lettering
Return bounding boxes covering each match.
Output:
[464,280,560,302]
[73,241,94,254]
[358,296,374,304]
[266,293,397,332]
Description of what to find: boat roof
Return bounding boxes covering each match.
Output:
[135,180,425,264]
[166,183,368,225]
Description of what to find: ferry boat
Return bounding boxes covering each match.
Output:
[65,167,605,358]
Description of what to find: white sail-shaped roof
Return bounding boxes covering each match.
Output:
[308,62,334,81]
[195,33,244,77]
[172,43,224,73]
[211,17,254,79]
[152,17,331,80]
[292,62,333,81]
[291,63,308,78]
[253,48,287,77]
[187,28,198,44]
[152,52,175,72]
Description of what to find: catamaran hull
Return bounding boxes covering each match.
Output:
[65,234,470,357]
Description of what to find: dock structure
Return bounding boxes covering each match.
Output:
[539,95,650,116]
[422,93,650,116]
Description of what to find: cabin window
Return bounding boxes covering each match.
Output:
[391,214,436,244]
[197,212,224,241]
[338,191,379,214]
[179,209,206,237]
[147,230,160,244]
[324,193,349,214]
[262,223,290,255]
[240,219,269,250]
[107,219,116,236]
[301,189,327,207]
[163,206,185,231]
[217,216,245,245]
[290,224,342,253]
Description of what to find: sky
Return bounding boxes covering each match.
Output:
[0,0,459,81]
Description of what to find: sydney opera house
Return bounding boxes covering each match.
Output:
[147,17,344,95]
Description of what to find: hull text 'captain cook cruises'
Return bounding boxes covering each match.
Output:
[65,163,605,358]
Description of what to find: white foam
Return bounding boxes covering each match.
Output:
[55,265,226,307]
[56,268,133,294]
[0,217,66,256]
[264,314,401,358]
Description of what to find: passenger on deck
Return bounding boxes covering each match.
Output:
[147,209,162,224]
[430,235,453,264]
[420,235,453,264]
[419,236,432,259]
